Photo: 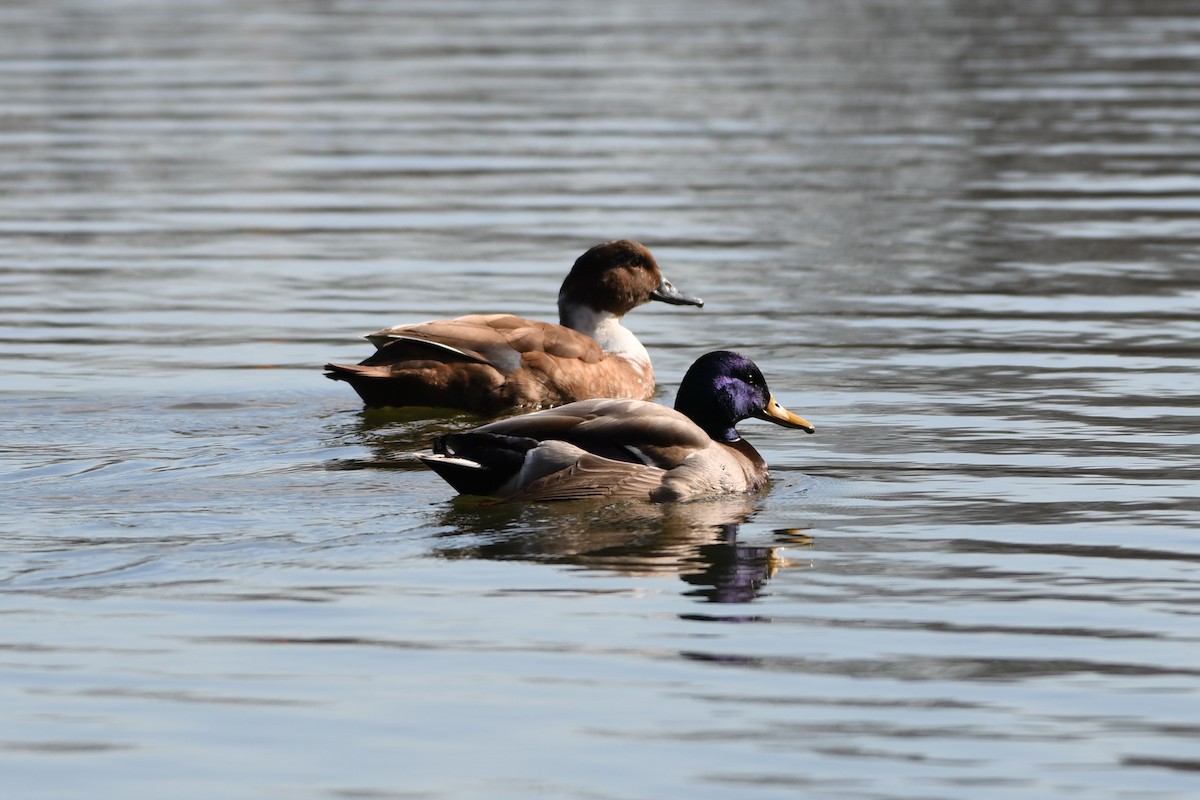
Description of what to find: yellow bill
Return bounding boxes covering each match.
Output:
[755,393,815,434]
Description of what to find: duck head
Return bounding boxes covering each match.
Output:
[674,350,815,443]
[558,240,703,324]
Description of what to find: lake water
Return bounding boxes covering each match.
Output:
[3,1,1199,798]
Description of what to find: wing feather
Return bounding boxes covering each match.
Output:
[511,452,666,502]
[365,315,604,373]
[474,399,710,469]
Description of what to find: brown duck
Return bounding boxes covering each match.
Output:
[418,351,815,503]
[324,240,703,413]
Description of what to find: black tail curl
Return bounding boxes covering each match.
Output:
[421,433,540,497]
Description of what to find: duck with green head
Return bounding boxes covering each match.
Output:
[418,350,815,502]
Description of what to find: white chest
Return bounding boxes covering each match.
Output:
[562,306,650,366]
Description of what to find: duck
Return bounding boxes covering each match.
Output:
[417,350,815,503]
[324,240,703,413]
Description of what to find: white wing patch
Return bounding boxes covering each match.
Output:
[623,446,657,467]
[419,454,483,470]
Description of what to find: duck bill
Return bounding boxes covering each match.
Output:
[755,394,815,434]
[650,276,704,307]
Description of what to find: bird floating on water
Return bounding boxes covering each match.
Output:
[324,240,703,414]
[418,350,814,503]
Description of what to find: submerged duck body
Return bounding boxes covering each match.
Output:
[418,351,815,503]
[324,240,702,413]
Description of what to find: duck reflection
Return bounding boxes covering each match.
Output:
[433,495,810,604]
[334,414,811,604]
[680,536,793,604]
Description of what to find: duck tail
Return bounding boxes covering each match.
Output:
[417,433,539,497]
[323,362,402,408]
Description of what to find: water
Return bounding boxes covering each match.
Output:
[3,1,1199,798]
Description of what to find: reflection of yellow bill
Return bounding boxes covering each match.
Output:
[766,547,789,576]
[765,546,817,576]
[776,528,814,547]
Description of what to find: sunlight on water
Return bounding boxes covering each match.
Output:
[2,1,1199,798]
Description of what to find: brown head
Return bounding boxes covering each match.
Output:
[557,240,703,322]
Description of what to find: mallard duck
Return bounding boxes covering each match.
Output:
[324,240,703,413]
[417,350,815,502]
